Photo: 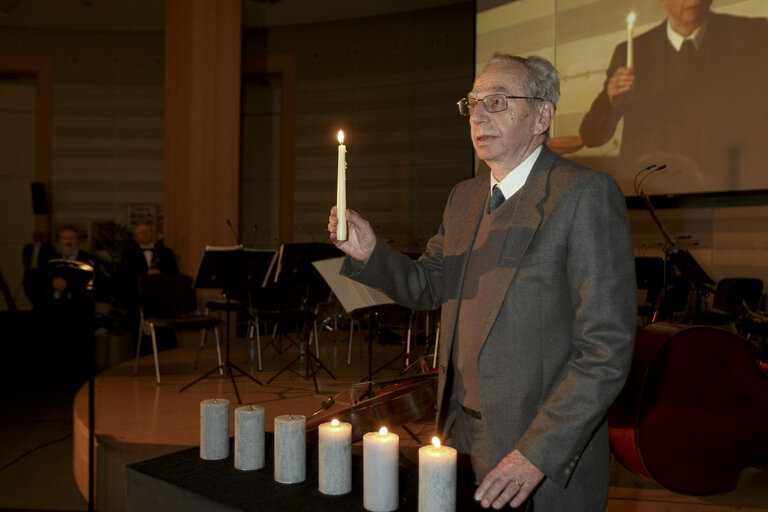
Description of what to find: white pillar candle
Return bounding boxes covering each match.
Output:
[336,130,347,241]
[363,427,399,512]
[418,437,457,512]
[200,398,230,460]
[234,405,265,471]
[626,12,636,68]
[318,418,352,495]
[274,414,306,484]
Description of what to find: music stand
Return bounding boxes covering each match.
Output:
[312,257,415,397]
[266,243,338,392]
[46,258,97,510]
[179,246,265,403]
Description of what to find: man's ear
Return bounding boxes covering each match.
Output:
[534,101,555,136]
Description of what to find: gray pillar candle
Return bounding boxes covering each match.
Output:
[418,437,457,512]
[200,398,230,460]
[363,427,399,512]
[318,419,352,495]
[234,405,265,471]
[274,414,306,484]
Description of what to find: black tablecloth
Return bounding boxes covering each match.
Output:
[126,433,488,511]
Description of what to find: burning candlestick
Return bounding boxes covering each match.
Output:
[626,12,636,68]
[363,426,399,511]
[418,437,457,512]
[337,130,347,241]
[318,418,352,495]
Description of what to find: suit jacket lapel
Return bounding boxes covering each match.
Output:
[480,147,555,343]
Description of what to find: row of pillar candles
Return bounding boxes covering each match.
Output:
[200,398,457,512]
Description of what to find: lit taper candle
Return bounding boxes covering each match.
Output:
[626,12,636,68]
[336,130,347,241]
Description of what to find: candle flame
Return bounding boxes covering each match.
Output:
[432,436,441,449]
[331,419,340,426]
[379,427,388,436]
[627,12,636,26]
[337,130,344,145]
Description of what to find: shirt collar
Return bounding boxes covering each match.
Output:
[490,145,542,200]
[666,17,706,51]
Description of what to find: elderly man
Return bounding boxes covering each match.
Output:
[329,53,636,510]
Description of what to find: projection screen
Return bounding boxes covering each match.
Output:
[475,0,768,197]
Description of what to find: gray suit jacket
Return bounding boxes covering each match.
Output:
[342,146,636,510]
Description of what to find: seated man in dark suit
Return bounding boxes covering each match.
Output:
[47,226,100,302]
[120,222,180,352]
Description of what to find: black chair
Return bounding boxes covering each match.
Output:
[133,274,221,384]
[247,281,315,370]
[701,277,763,325]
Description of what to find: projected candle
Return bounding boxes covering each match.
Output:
[336,130,347,241]
[418,437,457,512]
[200,398,229,460]
[234,405,265,471]
[318,418,352,495]
[626,12,636,68]
[363,427,399,511]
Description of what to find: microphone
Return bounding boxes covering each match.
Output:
[634,163,667,196]
[225,219,239,245]
[633,164,657,196]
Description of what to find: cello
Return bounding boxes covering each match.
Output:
[306,371,438,442]
[608,321,768,494]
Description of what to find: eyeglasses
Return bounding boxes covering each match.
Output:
[457,93,544,116]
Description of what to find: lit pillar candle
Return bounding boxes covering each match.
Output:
[274,414,306,484]
[626,12,636,68]
[363,427,399,512]
[234,405,265,471]
[200,398,230,460]
[336,130,347,241]
[418,437,457,512]
[318,418,352,495]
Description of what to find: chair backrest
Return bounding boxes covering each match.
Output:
[712,277,763,315]
[138,274,198,318]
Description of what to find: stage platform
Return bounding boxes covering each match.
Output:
[70,331,768,512]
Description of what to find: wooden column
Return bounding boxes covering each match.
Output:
[164,0,242,274]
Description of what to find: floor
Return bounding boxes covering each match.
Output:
[0,309,766,511]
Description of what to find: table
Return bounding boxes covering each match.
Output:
[126,433,488,511]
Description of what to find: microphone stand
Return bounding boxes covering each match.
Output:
[637,174,715,323]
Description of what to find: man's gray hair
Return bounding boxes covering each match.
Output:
[488,53,560,109]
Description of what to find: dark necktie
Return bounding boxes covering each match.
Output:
[489,185,505,213]
[679,39,696,74]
